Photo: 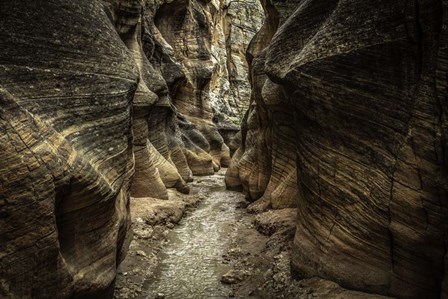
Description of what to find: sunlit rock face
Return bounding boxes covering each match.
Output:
[0,1,137,297]
[103,0,172,200]
[100,0,263,198]
[228,0,448,298]
[208,0,265,124]
[108,0,264,193]
[146,0,264,172]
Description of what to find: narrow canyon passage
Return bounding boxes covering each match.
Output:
[1,1,447,299]
[143,170,246,298]
[116,170,386,299]
[115,170,272,299]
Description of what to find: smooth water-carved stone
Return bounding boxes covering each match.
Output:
[0,0,137,296]
[228,0,448,298]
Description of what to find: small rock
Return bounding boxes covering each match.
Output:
[264,269,273,278]
[167,222,175,229]
[155,293,165,299]
[136,250,147,257]
[221,269,243,284]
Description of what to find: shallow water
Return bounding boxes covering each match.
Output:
[143,170,247,299]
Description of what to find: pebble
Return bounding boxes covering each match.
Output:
[136,250,147,257]
[221,269,244,284]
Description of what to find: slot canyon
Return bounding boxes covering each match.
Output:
[0,0,447,298]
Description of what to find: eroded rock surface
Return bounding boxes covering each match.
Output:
[227,0,448,298]
[0,1,137,297]
[148,0,263,173]
[105,0,264,197]
[0,0,263,298]
[4,0,446,298]
[226,0,302,211]
[0,0,262,298]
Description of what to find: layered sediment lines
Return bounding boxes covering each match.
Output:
[0,0,262,298]
[109,0,264,197]
[226,0,302,211]
[0,1,137,297]
[227,0,448,298]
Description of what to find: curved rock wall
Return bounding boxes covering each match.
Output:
[147,0,263,173]
[0,1,137,297]
[0,0,262,297]
[226,0,302,211]
[228,0,448,298]
[101,0,263,200]
[281,2,448,297]
[108,0,264,197]
[209,0,264,123]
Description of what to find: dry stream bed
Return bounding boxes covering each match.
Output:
[114,170,391,299]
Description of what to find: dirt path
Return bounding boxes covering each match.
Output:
[114,169,261,299]
[142,171,249,298]
[114,170,389,299]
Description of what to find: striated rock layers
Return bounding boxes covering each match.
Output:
[226,0,302,211]
[227,0,448,298]
[0,0,262,298]
[0,1,137,298]
[147,0,264,174]
[104,0,264,197]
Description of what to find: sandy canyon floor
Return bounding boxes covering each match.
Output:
[114,169,390,299]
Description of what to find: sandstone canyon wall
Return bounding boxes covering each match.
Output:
[107,0,264,198]
[2,0,447,298]
[227,0,448,298]
[0,0,262,298]
[226,0,302,211]
[0,1,137,297]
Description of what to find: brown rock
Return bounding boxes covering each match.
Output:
[254,209,297,236]
[0,1,137,297]
[221,269,245,284]
[229,0,448,298]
